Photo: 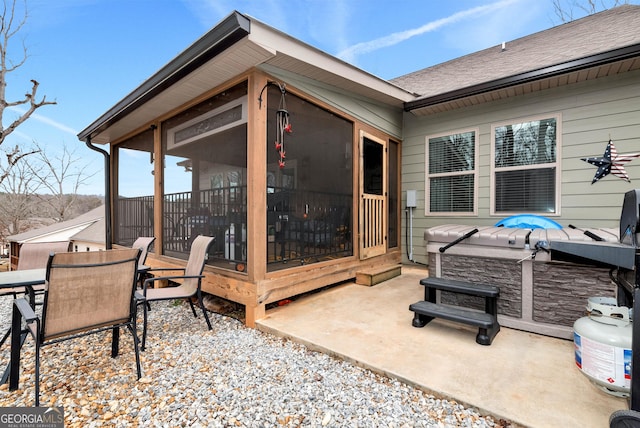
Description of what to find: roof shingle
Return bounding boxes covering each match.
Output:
[391,5,640,98]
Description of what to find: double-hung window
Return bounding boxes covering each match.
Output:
[491,114,561,215]
[426,129,478,215]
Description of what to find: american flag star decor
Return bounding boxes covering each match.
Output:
[581,140,640,184]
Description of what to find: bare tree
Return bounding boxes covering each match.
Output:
[0,150,44,236]
[30,142,97,222]
[552,0,632,22]
[0,0,56,184]
[0,140,98,242]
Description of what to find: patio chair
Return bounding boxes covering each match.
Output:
[136,235,214,350]
[131,236,156,294]
[16,241,72,271]
[0,241,71,348]
[131,236,155,266]
[1,241,71,298]
[9,248,142,406]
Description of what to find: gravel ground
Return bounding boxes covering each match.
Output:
[0,297,512,427]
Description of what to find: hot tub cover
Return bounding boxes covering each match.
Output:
[425,224,618,249]
[495,214,562,230]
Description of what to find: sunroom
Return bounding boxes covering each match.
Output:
[78,12,415,325]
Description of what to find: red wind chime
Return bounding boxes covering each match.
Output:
[274,83,292,168]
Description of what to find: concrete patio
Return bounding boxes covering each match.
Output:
[256,265,626,428]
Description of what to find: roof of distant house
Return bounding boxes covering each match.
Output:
[70,217,105,244]
[7,205,105,243]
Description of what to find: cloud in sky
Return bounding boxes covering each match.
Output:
[30,112,78,136]
[7,106,78,139]
[336,0,522,63]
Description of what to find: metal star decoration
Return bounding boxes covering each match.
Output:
[581,140,640,184]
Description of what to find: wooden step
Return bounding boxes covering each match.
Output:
[419,277,499,298]
[409,300,496,329]
[355,264,401,286]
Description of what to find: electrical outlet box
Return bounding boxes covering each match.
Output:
[406,190,417,208]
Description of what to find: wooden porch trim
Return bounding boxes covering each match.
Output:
[153,121,163,253]
[247,71,268,283]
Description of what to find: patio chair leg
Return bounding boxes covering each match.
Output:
[198,291,212,330]
[9,306,22,390]
[34,340,40,407]
[111,327,120,358]
[127,324,142,379]
[0,326,10,349]
[142,301,149,351]
[188,299,198,318]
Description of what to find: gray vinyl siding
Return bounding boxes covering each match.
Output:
[259,64,404,139]
[402,69,640,265]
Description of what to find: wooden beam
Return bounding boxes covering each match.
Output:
[246,71,268,284]
[245,303,265,328]
[153,122,163,253]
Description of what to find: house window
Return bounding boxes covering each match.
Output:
[425,129,478,215]
[491,115,560,214]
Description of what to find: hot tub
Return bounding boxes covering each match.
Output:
[425,224,618,339]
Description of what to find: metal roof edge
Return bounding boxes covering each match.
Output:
[404,42,640,112]
[77,11,251,142]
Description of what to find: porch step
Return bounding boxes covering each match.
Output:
[355,264,401,286]
[409,300,500,346]
[411,277,501,345]
[409,300,495,329]
[419,277,500,298]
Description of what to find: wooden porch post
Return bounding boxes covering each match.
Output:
[245,71,268,327]
[153,123,163,253]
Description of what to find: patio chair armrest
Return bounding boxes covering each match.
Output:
[12,297,39,343]
[14,298,37,323]
[144,267,187,274]
[142,274,205,293]
[10,298,40,391]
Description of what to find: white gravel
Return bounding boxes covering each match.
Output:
[0,296,512,427]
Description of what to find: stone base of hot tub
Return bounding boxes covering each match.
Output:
[426,225,618,339]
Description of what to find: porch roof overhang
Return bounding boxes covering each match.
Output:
[77,11,415,145]
[405,42,640,116]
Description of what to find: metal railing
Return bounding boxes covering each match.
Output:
[163,187,247,262]
[267,188,352,268]
[115,186,352,269]
[114,195,154,247]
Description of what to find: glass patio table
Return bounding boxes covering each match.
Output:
[0,268,46,302]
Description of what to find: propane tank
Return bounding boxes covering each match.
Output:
[573,296,632,397]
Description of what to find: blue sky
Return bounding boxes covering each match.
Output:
[5,0,634,195]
